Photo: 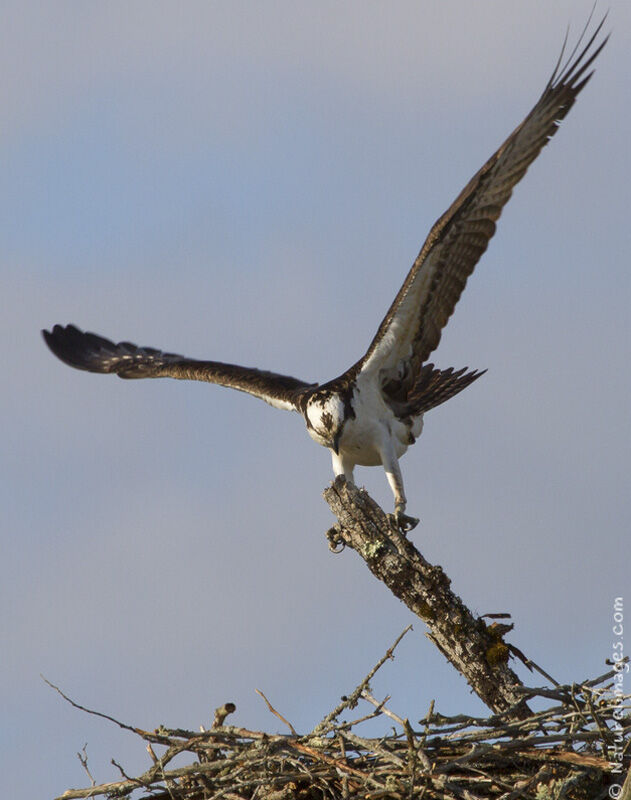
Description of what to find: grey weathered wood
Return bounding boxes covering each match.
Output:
[323,477,531,718]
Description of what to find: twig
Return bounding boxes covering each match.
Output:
[585,658,630,687]
[311,625,412,735]
[255,689,297,735]
[76,744,95,787]
[42,676,144,736]
[361,691,407,728]
[290,741,382,786]
[111,758,137,783]
[507,646,560,686]
[510,685,573,701]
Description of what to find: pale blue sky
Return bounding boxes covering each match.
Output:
[2,3,629,797]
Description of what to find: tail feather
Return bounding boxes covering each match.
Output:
[406,363,485,415]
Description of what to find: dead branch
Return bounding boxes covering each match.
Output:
[255,689,297,735]
[324,477,531,718]
[212,702,237,729]
[312,624,412,736]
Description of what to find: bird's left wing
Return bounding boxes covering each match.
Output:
[43,324,314,411]
[357,17,607,386]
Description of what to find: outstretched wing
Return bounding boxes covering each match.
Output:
[358,16,608,391]
[43,324,314,411]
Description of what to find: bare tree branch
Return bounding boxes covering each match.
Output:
[323,477,531,717]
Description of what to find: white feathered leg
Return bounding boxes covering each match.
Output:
[331,450,355,483]
[379,440,419,532]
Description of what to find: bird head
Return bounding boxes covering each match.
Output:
[304,392,346,454]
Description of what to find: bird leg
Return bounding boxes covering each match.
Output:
[381,447,419,533]
[332,446,419,532]
[331,451,355,483]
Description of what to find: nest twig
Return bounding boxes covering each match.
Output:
[50,629,630,800]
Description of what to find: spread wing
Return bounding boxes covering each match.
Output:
[358,16,608,393]
[42,324,314,411]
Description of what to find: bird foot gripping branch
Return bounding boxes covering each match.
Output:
[388,509,420,533]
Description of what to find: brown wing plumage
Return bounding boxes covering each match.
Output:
[384,363,486,417]
[359,15,608,391]
[42,324,314,411]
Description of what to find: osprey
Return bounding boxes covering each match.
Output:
[43,20,607,531]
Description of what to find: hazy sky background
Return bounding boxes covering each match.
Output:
[2,2,629,797]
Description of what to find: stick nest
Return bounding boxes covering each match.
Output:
[53,629,629,800]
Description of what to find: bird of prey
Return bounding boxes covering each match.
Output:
[43,19,607,532]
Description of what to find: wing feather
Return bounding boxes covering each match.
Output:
[359,16,608,385]
[42,324,313,411]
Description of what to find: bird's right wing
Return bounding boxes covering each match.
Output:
[356,15,608,390]
[43,324,314,411]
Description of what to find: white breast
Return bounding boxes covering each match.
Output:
[337,374,416,467]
